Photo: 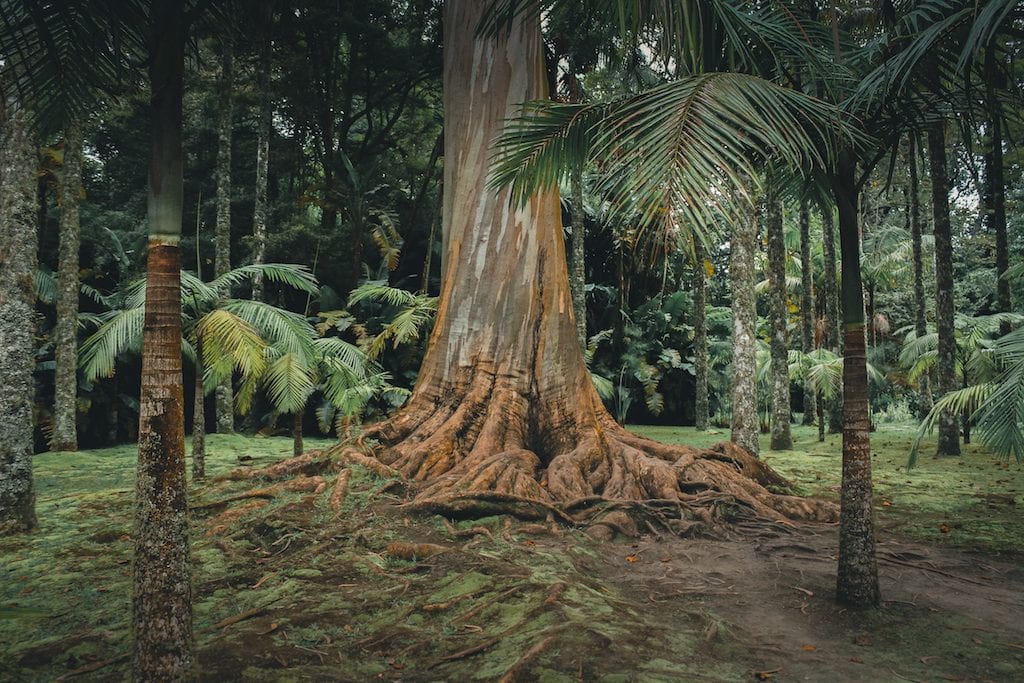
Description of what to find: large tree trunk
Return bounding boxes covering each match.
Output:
[132,1,192,678]
[52,123,83,452]
[570,164,586,349]
[821,206,843,433]
[907,135,932,419]
[798,198,816,426]
[927,121,960,457]
[0,107,38,535]
[730,199,760,456]
[340,2,830,524]
[214,39,235,434]
[767,190,792,450]
[832,152,880,608]
[693,239,709,431]
[985,46,1010,337]
[251,0,273,303]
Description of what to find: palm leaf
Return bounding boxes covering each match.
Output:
[209,263,319,297]
[79,306,144,380]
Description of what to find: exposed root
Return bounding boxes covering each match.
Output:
[329,469,351,514]
[220,450,331,481]
[498,631,561,683]
[205,500,270,536]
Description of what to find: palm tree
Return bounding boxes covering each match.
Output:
[213,36,236,434]
[766,184,793,450]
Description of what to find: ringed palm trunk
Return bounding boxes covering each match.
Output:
[52,123,83,452]
[927,121,960,457]
[693,239,709,431]
[293,412,304,457]
[132,1,192,677]
[767,190,792,450]
[822,206,843,433]
[214,39,235,434]
[798,199,816,426]
[730,198,760,456]
[907,135,932,418]
[339,1,832,524]
[0,107,39,535]
[833,151,880,608]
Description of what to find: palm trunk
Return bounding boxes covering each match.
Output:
[133,1,192,677]
[293,412,304,457]
[52,123,83,451]
[833,151,880,608]
[822,207,843,433]
[192,344,206,480]
[798,199,816,426]
[908,135,932,418]
[570,164,586,349]
[251,1,273,303]
[730,197,760,456]
[693,239,709,431]
[927,121,960,457]
[985,46,1010,337]
[767,190,792,450]
[0,107,39,535]
[214,40,235,434]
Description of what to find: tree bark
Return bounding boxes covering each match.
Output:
[693,239,709,431]
[133,1,192,678]
[907,135,932,419]
[767,190,792,450]
[984,46,1010,337]
[293,412,304,457]
[730,199,760,456]
[833,151,880,608]
[570,164,586,349]
[0,106,38,535]
[338,2,832,524]
[214,39,235,434]
[798,198,816,427]
[251,0,273,303]
[192,345,206,481]
[52,123,83,451]
[927,121,960,457]
[821,206,843,433]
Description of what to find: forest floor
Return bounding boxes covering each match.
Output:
[2,423,1023,682]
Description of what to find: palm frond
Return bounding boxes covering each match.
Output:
[261,352,316,414]
[195,308,268,393]
[224,299,318,361]
[209,263,319,298]
[79,306,144,380]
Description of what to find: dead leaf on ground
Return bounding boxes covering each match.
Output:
[625,554,640,563]
[801,644,817,652]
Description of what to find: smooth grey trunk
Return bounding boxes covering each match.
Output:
[214,41,235,433]
[907,135,932,418]
[730,201,759,457]
[0,107,38,535]
[821,207,843,433]
[767,193,792,449]
[570,164,586,349]
[927,121,960,457]
[693,239,709,431]
[52,123,83,451]
[251,1,272,303]
[798,199,816,426]
[985,46,1010,336]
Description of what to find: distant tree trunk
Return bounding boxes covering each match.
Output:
[52,123,83,452]
[192,350,206,480]
[907,135,932,419]
[693,239,709,431]
[251,0,273,303]
[767,190,792,450]
[293,412,304,457]
[0,106,39,535]
[132,1,192,678]
[832,151,880,608]
[214,39,235,434]
[570,164,586,349]
[821,207,843,433]
[927,121,960,457]
[798,198,816,426]
[984,46,1010,337]
[731,199,760,456]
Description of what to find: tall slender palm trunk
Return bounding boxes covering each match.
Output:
[822,207,843,433]
[907,135,932,418]
[730,200,760,456]
[252,0,274,303]
[693,239,709,431]
[53,123,83,451]
[927,121,960,457]
[767,191,792,450]
[0,107,38,535]
[798,199,816,426]
[984,46,1010,337]
[132,1,192,677]
[214,40,235,433]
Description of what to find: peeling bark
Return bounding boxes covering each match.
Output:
[693,240,709,431]
[53,123,83,452]
[798,199,816,426]
[214,39,235,434]
[907,135,932,419]
[0,107,38,535]
[730,200,759,456]
[327,2,836,525]
[767,191,792,450]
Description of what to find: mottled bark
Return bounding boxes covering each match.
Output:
[927,121,960,457]
[908,135,932,418]
[833,152,880,608]
[214,39,235,434]
[251,0,273,303]
[798,199,816,426]
[984,46,1010,337]
[570,164,586,349]
[821,207,843,433]
[730,200,760,457]
[767,192,792,450]
[133,1,192,678]
[332,2,835,525]
[52,123,83,451]
[693,240,709,431]
[0,107,38,535]
[192,348,206,480]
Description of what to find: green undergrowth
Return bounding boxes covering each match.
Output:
[635,423,1024,553]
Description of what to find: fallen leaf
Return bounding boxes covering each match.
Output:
[881,500,893,507]
[850,657,863,664]
[939,524,952,534]
[755,669,781,680]
[852,635,873,647]
[524,539,537,547]
[625,554,640,563]
[801,644,816,652]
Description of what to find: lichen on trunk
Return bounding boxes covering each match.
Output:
[767,190,792,450]
[798,199,816,427]
[730,196,760,457]
[214,38,235,434]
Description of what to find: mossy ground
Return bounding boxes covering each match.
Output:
[1,425,1022,681]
